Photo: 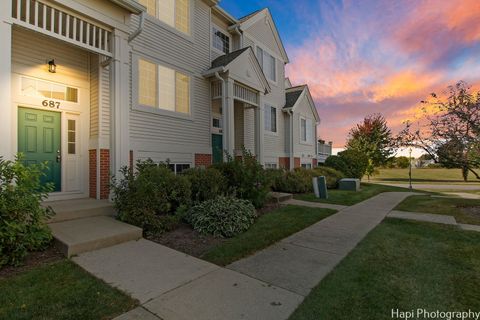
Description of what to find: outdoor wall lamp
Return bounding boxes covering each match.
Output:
[48,59,56,73]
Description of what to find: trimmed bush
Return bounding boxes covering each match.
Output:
[313,166,345,188]
[212,150,270,208]
[189,196,256,238]
[325,149,368,179]
[269,166,344,193]
[0,156,54,267]
[111,159,191,234]
[182,167,226,204]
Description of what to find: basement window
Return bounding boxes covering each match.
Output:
[168,163,190,174]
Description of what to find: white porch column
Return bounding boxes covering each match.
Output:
[111,29,131,176]
[225,77,235,157]
[0,1,13,159]
[255,93,264,165]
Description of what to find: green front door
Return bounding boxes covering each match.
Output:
[18,107,61,192]
[212,134,223,164]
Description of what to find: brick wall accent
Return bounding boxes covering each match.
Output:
[195,153,212,168]
[99,149,110,200]
[313,158,318,167]
[89,149,97,199]
[279,157,290,169]
[294,157,301,169]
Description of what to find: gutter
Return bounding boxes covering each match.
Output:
[202,66,226,78]
[288,109,294,170]
[229,25,243,48]
[128,11,146,42]
[214,72,227,158]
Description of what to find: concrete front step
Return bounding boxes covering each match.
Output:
[45,198,116,223]
[49,216,142,258]
[269,192,293,203]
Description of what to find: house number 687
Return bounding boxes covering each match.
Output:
[42,100,60,109]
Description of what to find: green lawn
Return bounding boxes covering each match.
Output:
[0,260,137,320]
[289,218,480,320]
[395,195,480,225]
[370,168,480,184]
[201,205,336,266]
[293,183,413,206]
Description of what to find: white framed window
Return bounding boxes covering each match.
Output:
[300,117,313,143]
[264,163,277,169]
[138,58,190,114]
[212,26,230,54]
[264,104,277,133]
[21,76,78,103]
[301,163,312,169]
[256,46,276,82]
[168,163,190,174]
[139,0,190,34]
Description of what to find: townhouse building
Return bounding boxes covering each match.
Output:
[0,0,320,201]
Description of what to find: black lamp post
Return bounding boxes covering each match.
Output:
[408,148,413,189]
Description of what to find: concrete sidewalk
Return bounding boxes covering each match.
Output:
[228,192,417,296]
[75,192,416,319]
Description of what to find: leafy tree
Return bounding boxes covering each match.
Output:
[395,156,411,169]
[346,113,396,179]
[325,149,368,179]
[399,81,480,181]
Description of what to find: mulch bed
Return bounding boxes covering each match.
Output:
[147,202,281,258]
[0,245,64,279]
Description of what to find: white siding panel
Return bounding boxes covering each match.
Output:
[90,55,99,137]
[245,18,282,58]
[293,96,316,159]
[244,107,255,152]
[99,65,110,141]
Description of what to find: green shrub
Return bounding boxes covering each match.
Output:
[269,166,344,193]
[325,149,368,179]
[0,156,54,267]
[111,159,191,234]
[182,167,226,204]
[189,196,256,238]
[313,166,345,188]
[212,150,270,208]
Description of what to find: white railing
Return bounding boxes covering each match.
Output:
[234,83,258,106]
[11,0,113,57]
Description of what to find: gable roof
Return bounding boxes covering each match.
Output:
[203,47,271,94]
[284,85,320,122]
[284,86,305,109]
[235,8,289,63]
[211,47,249,68]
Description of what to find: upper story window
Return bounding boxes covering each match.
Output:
[138,0,190,34]
[138,59,190,114]
[256,47,276,82]
[264,104,277,133]
[212,26,230,54]
[300,117,313,143]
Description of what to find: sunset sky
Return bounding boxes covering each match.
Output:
[221,0,480,147]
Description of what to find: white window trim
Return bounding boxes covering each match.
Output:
[142,0,194,42]
[244,34,282,87]
[264,103,278,136]
[255,45,277,84]
[211,23,231,55]
[133,55,193,121]
[169,163,191,174]
[299,116,314,146]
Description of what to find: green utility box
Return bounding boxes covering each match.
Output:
[315,176,328,199]
[339,178,360,191]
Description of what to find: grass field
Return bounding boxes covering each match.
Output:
[289,219,480,320]
[201,205,336,266]
[0,260,137,320]
[293,183,414,206]
[369,168,480,184]
[395,195,480,225]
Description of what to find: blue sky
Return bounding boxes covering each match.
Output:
[220,0,480,146]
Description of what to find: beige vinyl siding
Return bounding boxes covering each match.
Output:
[90,55,99,137]
[129,0,211,157]
[99,64,110,141]
[12,28,89,89]
[293,95,317,159]
[245,18,282,58]
[244,108,255,152]
[244,36,254,49]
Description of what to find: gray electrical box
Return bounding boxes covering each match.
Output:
[339,178,360,191]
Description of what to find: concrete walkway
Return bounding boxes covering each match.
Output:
[75,192,416,319]
[375,182,480,191]
[283,198,347,211]
[228,192,416,296]
[388,210,480,233]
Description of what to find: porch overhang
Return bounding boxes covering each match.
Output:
[203,47,271,95]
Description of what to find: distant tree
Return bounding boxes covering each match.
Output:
[395,156,410,169]
[399,81,480,181]
[418,154,433,161]
[346,114,396,180]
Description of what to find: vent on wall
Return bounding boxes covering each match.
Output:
[11,0,113,56]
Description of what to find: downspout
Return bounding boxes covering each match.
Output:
[232,26,243,49]
[128,11,145,42]
[214,72,226,158]
[288,109,294,170]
